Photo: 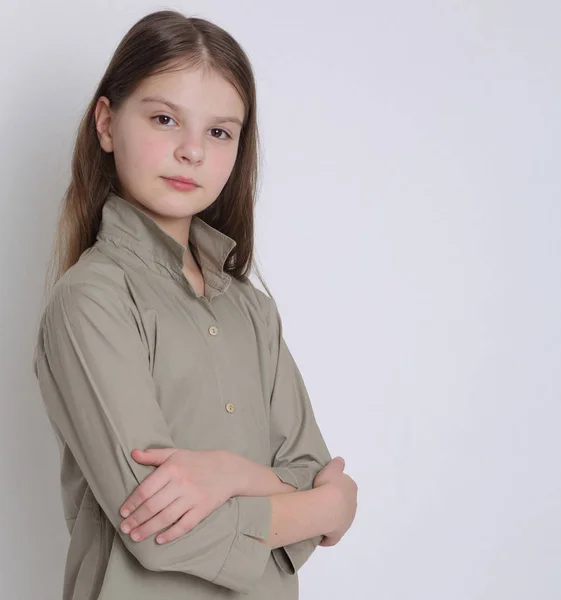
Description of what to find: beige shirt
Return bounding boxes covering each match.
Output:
[32,192,332,599]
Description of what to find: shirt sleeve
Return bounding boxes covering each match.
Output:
[33,275,272,594]
[264,294,333,574]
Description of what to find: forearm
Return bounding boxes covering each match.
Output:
[229,452,298,496]
[247,484,337,549]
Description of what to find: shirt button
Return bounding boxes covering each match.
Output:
[225,402,235,413]
[208,325,218,336]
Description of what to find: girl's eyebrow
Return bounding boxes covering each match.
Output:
[140,95,243,127]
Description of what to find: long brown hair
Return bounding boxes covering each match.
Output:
[43,9,274,305]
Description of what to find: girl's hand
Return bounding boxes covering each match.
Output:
[313,457,358,547]
[119,448,237,545]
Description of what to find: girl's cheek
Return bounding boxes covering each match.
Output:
[213,149,238,181]
[137,138,169,168]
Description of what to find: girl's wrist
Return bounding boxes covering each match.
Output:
[221,450,248,498]
[313,482,342,536]
[224,452,298,498]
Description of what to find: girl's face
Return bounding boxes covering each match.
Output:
[95,66,245,241]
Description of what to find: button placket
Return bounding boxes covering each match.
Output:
[206,320,234,415]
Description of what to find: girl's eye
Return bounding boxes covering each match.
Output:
[153,115,177,127]
[210,128,232,141]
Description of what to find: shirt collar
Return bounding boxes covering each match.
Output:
[96,192,237,296]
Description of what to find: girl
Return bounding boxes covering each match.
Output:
[33,10,358,600]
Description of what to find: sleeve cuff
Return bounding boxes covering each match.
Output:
[273,535,324,574]
[212,496,272,593]
[271,465,316,491]
[271,466,300,489]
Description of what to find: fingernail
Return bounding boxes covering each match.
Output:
[121,509,130,518]
[156,536,165,544]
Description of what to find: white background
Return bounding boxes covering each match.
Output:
[1,1,560,598]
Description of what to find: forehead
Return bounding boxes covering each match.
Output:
[132,67,245,119]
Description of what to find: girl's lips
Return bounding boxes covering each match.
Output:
[163,177,199,191]
[166,176,199,185]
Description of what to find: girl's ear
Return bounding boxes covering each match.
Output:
[95,96,115,153]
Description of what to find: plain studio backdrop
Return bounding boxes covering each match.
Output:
[1,2,559,599]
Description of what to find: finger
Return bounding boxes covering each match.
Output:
[131,447,178,465]
[130,497,191,544]
[156,505,206,544]
[323,457,344,474]
[120,467,171,518]
[121,480,177,537]
[319,535,336,547]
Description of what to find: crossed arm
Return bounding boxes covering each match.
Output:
[117,447,340,550]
